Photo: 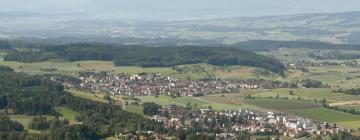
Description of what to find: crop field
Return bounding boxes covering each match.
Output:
[244,99,321,111]
[200,89,265,104]
[253,88,360,103]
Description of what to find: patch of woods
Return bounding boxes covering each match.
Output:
[143,102,161,116]
[0,66,166,140]
[3,43,285,74]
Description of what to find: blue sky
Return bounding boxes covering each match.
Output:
[1,0,360,19]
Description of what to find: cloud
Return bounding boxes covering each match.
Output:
[1,0,360,19]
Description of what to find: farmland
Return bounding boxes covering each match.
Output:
[135,89,271,111]
[244,99,321,111]
[0,59,274,80]
[293,109,360,129]
[253,88,360,103]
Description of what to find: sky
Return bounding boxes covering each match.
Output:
[1,0,360,20]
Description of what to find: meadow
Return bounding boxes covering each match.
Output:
[137,94,257,111]
[67,90,108,103]
[8,115,55,131]
[55,107,80,122]
[124,105,144,116]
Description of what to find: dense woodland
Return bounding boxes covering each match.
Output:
[0,66,166,140]
[4,43,286,74]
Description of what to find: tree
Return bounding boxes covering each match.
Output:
[143,102,161,116]
[289,90,294,95]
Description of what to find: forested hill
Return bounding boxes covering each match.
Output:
[232,40,360,51]
[4,43,286,74]
[0,66,166,139]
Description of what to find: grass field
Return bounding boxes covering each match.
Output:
[8,115,54,129]
[137,95,252,111]
[253,88,360,103]
[55,107,80,121]
[67,90,108,103]
[124,105,144,115]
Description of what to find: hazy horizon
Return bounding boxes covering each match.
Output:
[1,0,360,20]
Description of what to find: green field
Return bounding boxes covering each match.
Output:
[0,59,274,80]
[253,88,360,103]
[67,90,108,103]
[137,95,248,111]
[338,105,360,112]
[293,108,360,129]
[55,107,80,121]
[8,115,54,129]
[124,105,144,115]
[138,96,207,107]
[244,99,321,111]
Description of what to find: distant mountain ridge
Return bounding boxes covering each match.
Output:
[0,11,360,45]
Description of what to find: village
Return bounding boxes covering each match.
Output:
[150,105,348,139]
[51,72,290,97]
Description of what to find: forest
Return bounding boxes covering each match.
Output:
[3,43,286,74]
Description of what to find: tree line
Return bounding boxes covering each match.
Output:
[4,43,286,74]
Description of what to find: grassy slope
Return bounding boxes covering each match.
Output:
[67,90,108,103]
